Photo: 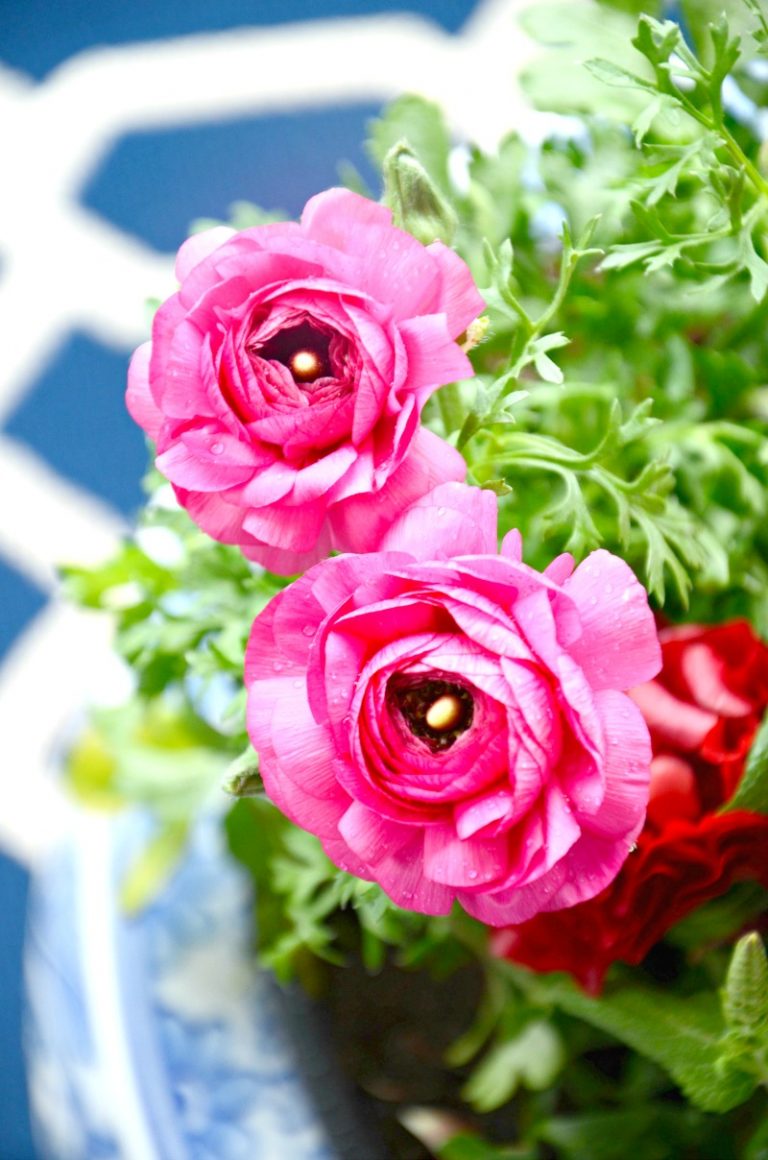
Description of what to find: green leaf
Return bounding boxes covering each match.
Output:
[745,0,768,55]
[584,57,657,92]
[631,94,667,145]
[439,1134,533,1160]
[520,2,654,118]
[508,968,757,1112]
[535,1106,700,1160]
[724,709,768,814]
[667,882,768,950]
[739,231,768,302]
[462,1020,564,1112]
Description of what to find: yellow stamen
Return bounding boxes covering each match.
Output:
[425,693,463,732]
[290,349,322,381]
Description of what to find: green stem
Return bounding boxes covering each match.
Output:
[719,123,768,202]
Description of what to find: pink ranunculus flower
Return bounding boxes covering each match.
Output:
[245,483,662,925]
[127,189,484,574]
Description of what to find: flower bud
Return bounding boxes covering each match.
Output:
[383,140,458,245]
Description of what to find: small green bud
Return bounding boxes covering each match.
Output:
[722,931,768,1037]
[223,747,264,797]
[383,140,458,245]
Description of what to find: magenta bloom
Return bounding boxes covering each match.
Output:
[127,189,484,574]
[245,483,662,924]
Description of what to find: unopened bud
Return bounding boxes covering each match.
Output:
[383,140,458,245]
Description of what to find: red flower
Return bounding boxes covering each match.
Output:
[491,621,768,994]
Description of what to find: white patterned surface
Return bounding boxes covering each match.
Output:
[25,812,337,1158]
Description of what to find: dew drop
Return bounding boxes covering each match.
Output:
[273,660,284,672]
[302,624,315,636]
[467,869,479,880]
[210,441,224,455]
[292,679,304,690]
[436,507,447,518]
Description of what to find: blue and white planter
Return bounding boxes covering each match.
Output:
[24,811,342,1160]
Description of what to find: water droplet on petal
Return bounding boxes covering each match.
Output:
[302,624,315,636]
[467,869,479,880]
[210,441,224,455]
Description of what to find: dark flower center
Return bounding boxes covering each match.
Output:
[255,321,331,384]
[389,677,474,751]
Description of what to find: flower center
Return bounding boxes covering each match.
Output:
[289,349,323,382]
[255,321,332,384]
[390,677,474,751]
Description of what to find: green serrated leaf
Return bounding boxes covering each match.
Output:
[721,932,768,1037]
[507,967,757,1112]
[632,94,666,145]
[463,1021,564,1112]
[584,57,657,92]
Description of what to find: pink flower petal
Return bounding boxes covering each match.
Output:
[423,825,510,888]
[380,479,496,560]
[544,828,636,912]
[580,690,651,834]
[300,187,393,245]
[564,550,661,690]
[454,790,517,840]
[544,552,575,584]
[338,800,414,863]
[426,239,488,338]
[500,528,522,561]
[175,226,236,282]
[541,782,582,869]
[241,534,331,575]
[157,429,258,491]
[243,497,327,552]
[459,863,569,926]
[397,314,473,394]
[126,342,163,441]
[329,429,466,554]
[182,490,247,544]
